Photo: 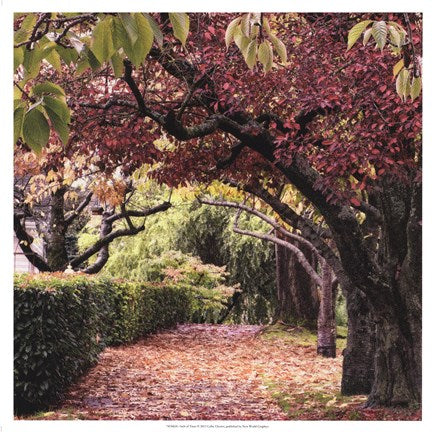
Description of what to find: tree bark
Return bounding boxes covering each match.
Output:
[274,238,319,328]
[317,261,336,357]
[341,285,375,395]
[45,188,69,271]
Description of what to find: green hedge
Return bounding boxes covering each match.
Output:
[14,274,193,413]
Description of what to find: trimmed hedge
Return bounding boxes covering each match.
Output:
[14,274,193,413]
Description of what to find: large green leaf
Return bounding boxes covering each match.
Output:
[92,17,116,63]
[396,68,410,101]
[14,14,37,44]
[32,82,65,97]
[258,40,273,72]
[244,39,257,69]
[168,13,189,46]
[393,58,404,77]
[371,21,388,51]
[143,13,163,47]
[110,52,124,78]
[269,34,287,64]
[363,28,373,45]
[45,49,62,71]
[225,17,241,47]
[55,46,79,66]
[410,76,422,101]
[22,108,50,153]
[119,13,139,44]
[347,20,372,51]
[43,96,70,123]
[234,29,250,52]
[14,106,25,144]
[43,105,69,145]
[14,47,24,70]
[134,13,154,62]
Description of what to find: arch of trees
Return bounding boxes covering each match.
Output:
[13,12,422,407]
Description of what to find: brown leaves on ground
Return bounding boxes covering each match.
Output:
[26,324,420,421]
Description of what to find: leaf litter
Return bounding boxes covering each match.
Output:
[25,324,420,421]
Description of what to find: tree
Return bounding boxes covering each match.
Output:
[14,156,172,273]
[199,196,335,357]
[14,12,422,407]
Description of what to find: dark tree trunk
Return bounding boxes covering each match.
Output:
[45,188,69,271]
[274,239,319,327]
[82,209,114,274]
[341,285,375,395]
[317,261,336,357]
[366,180,422,407]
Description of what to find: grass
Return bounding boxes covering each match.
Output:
[259,322,347,350]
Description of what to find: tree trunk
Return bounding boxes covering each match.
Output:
[274,238,319,327]
[341,285,375,395]
[317,261,336,357]
[45,188,69,271]
[367,295,421,406]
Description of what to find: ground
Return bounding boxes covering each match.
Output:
[24,324,420,421]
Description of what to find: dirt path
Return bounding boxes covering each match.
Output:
[25,324,420,420]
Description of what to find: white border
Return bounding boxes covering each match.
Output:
[1,1,431,431]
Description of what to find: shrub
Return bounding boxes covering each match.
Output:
[14,273,193,413]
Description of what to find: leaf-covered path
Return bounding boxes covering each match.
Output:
[38,324,419,421]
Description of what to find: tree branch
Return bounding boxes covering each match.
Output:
[232,210,323,286]
[14,215,51,272]
[64,192,93,226]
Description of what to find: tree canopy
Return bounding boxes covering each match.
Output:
[13,12,422,408]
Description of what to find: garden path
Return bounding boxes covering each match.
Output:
[37,324,417,420]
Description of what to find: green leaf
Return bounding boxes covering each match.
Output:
[258,40,273,72]
[22,48,42,80]
[119,13,139,44]
[134,13,154,61]
[14,47,24,70]
[262,17,272,36]
[14,14,37,44]
[92,17,116,63]
[22,108,50,153]
[110,52,124,78]
[244,39,257,69]
[347,20,372,51]
[371,21,388,51]
[363,28,373,45]
[168,13,189,46]
[143,13,163,47]
[45,49,62,71]
[393,58,404,77]
[87,49,102,70]
[43,105,69,145]
[388,26,401,48]
[396,68,410,101]
[14,106,25,144]
[225,17,242,47]
[269,34,287,64]
[240,13,251,38]
[75,58,90,76]
[410,76,422,101]
[43,96,70,123]
[234,29,250,52]
[32,82,65,97]
[55,46,79,66]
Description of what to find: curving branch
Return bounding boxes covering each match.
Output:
[14,214,51,272]
[71,201,171,271]
[197,197,322,257]
[231,210,323,286]
[64,192,93,227]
